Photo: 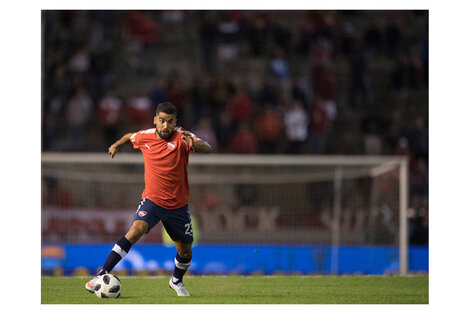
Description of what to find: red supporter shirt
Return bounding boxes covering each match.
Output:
[130,126,200,209]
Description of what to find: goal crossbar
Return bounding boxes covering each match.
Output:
[42,152,406,166]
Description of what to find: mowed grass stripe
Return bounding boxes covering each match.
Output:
[41,275,428,304]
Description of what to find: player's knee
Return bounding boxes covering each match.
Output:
[134,220,148,233]
[126,221,148,243]
[177,245,192,259]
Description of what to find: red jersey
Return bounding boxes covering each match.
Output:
[130,126,200,209]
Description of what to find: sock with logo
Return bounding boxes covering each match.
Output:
[171,253,191,284]
[98,236,132,275]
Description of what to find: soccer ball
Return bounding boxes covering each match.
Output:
[94,274,122,298]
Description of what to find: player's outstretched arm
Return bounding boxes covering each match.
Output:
[181,131,212,154]
[193,139,212,154]
[108,132,133,158]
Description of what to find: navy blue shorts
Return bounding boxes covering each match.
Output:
[132,198,193,243]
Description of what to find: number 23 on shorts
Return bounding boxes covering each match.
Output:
[184,223,193,236]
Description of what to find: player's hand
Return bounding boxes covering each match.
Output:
[181,131,194,148]
[108,144,118,158]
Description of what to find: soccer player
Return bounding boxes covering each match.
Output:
[85,102,212,296]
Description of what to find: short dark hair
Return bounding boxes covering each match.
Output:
[156,102,177,117]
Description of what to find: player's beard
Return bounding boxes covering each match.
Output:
[157,128,174,141]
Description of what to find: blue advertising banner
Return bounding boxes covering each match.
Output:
[42,244,428,275]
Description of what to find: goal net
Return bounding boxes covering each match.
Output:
[41,153,408,275]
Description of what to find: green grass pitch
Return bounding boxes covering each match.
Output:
[42,275,428,304]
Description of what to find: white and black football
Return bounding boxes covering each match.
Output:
[94,274,122,298]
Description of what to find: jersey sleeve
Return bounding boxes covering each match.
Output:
[130,131,142,149]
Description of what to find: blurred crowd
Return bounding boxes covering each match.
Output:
[42,10,428,245]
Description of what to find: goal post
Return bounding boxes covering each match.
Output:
[42,153,409,275]
[399,158,409,276]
